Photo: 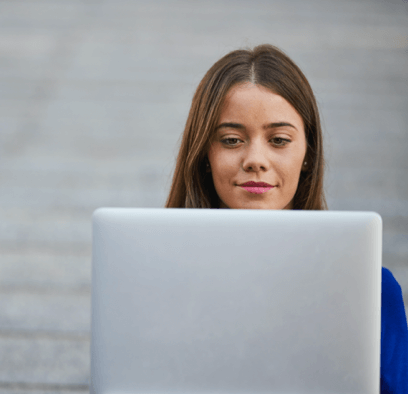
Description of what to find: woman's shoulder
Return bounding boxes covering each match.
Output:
[381,266,408,393]
[382,267,406,313]
[382,266,401,288]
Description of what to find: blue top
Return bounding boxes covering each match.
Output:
[381,267,408,393]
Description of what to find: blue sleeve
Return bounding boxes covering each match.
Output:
[381,267,408,393]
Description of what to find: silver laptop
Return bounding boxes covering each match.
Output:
[91,208,382,394]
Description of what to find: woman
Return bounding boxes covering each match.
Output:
[165,44,408,392]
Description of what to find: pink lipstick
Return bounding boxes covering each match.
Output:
[239,181,274,194]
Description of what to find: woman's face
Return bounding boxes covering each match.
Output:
[207,82,308,210]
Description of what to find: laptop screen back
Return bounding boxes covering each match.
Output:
[91,208,382,394]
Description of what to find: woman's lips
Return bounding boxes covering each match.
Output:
[240,185,274,194]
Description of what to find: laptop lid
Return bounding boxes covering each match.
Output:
[91,208,382,394]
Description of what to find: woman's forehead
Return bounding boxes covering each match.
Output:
[225,82,277,99]
[220,83,304,128]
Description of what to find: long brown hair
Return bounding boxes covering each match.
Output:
[165,44,327,210]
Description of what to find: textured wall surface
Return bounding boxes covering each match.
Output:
[0,0,407,392]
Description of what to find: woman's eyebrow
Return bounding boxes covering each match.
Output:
[215,122,297,132]
[215,122,245,131]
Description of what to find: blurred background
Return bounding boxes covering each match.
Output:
[0,0,407,392]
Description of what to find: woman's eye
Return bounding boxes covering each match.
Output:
[272,137,291,146]
[221,138,241,146]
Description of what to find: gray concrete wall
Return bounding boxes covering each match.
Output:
[0,0,407,392]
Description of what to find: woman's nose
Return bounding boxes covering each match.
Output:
[242,141,270,172]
